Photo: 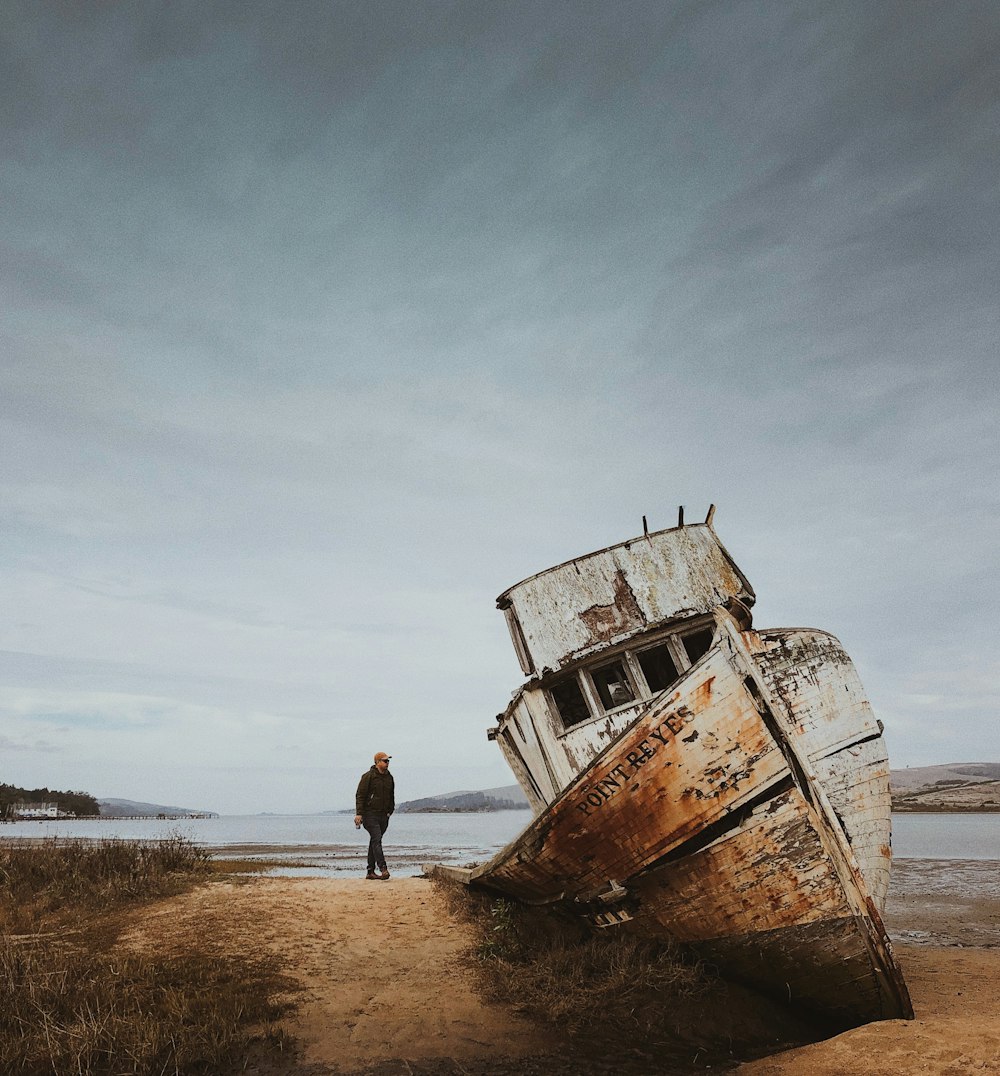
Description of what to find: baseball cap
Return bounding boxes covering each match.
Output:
[374,751,392,762]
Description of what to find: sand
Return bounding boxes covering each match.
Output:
[124,859,1000,1075]
[738,948,1000,1075]
[126,874,552,1074]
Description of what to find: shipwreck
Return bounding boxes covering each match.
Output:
[430,507,912,1031]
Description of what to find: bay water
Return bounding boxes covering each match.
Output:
[2,810,998,877]
[0,810,535,877]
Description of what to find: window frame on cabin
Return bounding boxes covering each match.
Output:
[632,636,684,696]
[587,655,639,713]
[546,616,718,735]
[547,673,592,730]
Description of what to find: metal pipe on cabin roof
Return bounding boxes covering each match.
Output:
[642,515,649,536]
[678,505,684,527]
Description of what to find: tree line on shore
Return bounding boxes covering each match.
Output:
[0,782,100,819]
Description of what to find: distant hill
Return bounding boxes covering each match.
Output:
[98,798,217,818]
[399,768,1000,815]
[890,763,1000,791]
[397,783,529,813]
[890,763,1000,812]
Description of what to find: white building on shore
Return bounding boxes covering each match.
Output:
[12,802,60,819]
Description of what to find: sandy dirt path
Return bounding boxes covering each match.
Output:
[127,876,552,1073]
[125,871,1000,1075]
[253,877,551,1070]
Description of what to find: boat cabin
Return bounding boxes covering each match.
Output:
[491,518,755,812]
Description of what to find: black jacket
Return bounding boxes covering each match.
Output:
[356,766,395,816]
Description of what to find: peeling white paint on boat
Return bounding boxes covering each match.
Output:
[432,509,911,1031]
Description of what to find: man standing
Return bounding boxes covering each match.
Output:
[355,751,395,880]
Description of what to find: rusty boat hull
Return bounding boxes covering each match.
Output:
[462,622,909,1027]
[432,514,911,1029]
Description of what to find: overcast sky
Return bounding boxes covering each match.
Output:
[2,1,997,814]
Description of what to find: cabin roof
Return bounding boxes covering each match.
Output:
[496,519,755,675]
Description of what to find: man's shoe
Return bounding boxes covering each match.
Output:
[379,869,390,880]
[366,871,378,880]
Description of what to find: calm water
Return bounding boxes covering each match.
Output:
[890,812,1000,860]
[2,810,997,875]
[0,810,535,877]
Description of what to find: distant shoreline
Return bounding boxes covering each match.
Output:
[399,810,503,815]
[4,806,1000,821]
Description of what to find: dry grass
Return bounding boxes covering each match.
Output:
[436,878,819,1072]
[0,838,295,1076]
[0,837,209,934]
[436,880,708,1045]
[205,857,281,876]
[0,941,291,1076]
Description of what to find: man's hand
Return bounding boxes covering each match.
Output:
[354,815,362,827]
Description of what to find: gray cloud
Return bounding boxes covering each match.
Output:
[1,1,997,808]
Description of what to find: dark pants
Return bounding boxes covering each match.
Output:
[362,813,390,872]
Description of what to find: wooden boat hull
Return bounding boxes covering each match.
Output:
[446,620,912,1029]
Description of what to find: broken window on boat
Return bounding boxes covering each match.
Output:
[549,676,591,730]
[681,627,714,665]
[636,642,680,694]
[590,659,636,711]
